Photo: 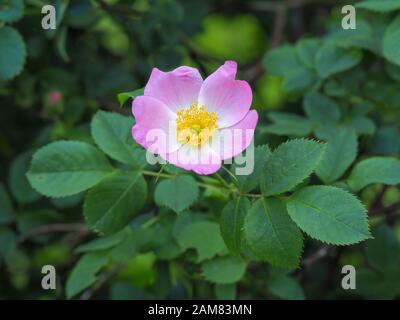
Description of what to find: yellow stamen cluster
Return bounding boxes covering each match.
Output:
[176,101,218,146]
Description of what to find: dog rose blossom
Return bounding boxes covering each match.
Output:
[131,61,258,175]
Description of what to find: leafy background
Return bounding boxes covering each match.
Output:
[1,0,400,300]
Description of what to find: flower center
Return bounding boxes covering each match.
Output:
[176,101,218,146]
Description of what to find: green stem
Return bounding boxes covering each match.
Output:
[238,193,264,198]
[141,170,174,179]
[141,216,159,229]
[197,182,226,192]
[154,165,166,183]
[222,165,238,181]
[214,172,231,189]
[141,169,263,198]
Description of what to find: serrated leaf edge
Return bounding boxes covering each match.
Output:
[286,185,372,246]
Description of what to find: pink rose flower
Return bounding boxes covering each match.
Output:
[131,61,258,175]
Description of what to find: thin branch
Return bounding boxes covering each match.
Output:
[183,42,211,76]
[369,201,400,216]
[251,0,337,12]
[93,0,141,17]
[79,262,125,300]
[271,4,287,48]
[370,185,388,214]
[301,245,330,271]
[64,228,91,248]
[242,61,264,85]
[316,246,344,298]
[18,223,88,243]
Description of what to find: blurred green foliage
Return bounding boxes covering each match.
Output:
[0,0,400,300]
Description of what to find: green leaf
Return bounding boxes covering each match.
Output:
[264,44,317,94]
[108,230,144,261]
[268,273,305,300]
[0,183,14,224]
[315,43,362,78]
[27,141,113,197]
[176,221,226,262]
[154,175,199,213]
[164,164,186,175]
[356,0,400,13]
[0,26,26,81]
[215,284,236,300]
[56,26,70,62]
[263,45,299,77]
[383,16,400,66]
[220,197,250,256]
[303,92,341,124]
[84,170,147,235]
[344,116,376,135]
[233,145,271,193]
[347,157,400,192]
[265,112,314,137]
[66,252,109,299]
[283,66,316,94]
[9,150,41,204]
[260,139,326,196]
[295,38,320,69]
[350,103,373,117]
[202,256,247,284]
[75,228,128,253]
[315,127,358,184]
[173,211,208,238]
[0,0,24,22]
[91,110,145,167]
[117,88,144,107]
[327,18,380,53]
[365,225,400,273]
[287,186,371,245]
[244,198,303,268]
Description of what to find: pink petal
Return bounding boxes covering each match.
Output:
[131,96,181,156]
[144,66,203,113]
[164,143,222,175]
[210,110,258,160]
[198,61,252,128]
